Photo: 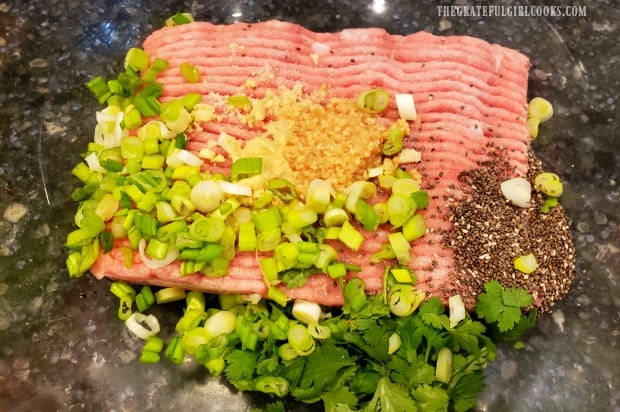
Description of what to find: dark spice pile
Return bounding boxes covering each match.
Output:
[445,152,576,313]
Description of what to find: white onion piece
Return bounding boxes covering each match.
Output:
[292,299,322,325]
[218,180,252,196]
[395,148,422,164]
[448,294,466,328]
[167,148,203,167]
[125,312,160,339]
[367,165,384,178]
[190,180,223,212]
[84,152,106,173]
[395,93,417,121]
[500,177,532,208]
[138,238,179,269]
[177,149,203,166]
[94,108,124,147]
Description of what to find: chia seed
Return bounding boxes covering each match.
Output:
[444,152,576,313]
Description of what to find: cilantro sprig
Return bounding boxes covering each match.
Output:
[129,279,537,412]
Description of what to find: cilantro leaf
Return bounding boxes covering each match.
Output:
[265,401,286,412]
[349,368,382,396]
[224,349,256,382]
[411,384,450,412]
[475,280,533,333]
[364,377,418,412]
[449,371,486,412]
[448,320,486,354]
[321,384,359,411]
[291,343,356,401]
[502,286,533,307]
[388,351,435,388]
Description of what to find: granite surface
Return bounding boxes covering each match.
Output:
[0,0,618,411]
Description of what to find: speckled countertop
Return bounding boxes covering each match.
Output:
[0,0,618,411]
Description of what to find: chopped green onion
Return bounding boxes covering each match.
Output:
[165,336,186,364]
[180,62,200,83]
[395,93,417,121]
[435,347,453,384]
[125,312,160,339]
[327,262,347,279]
[176,308,206,333]
[306,179,334,214]
[307,322,332,340]
[143,335,164,353]
[135,285,156,312]
[402,214,426,241]
[278,343,299,361]
[323,208,349,227]
[180,327,211,355]
[528,97,553,123]
[386,193,415,227]
[354,199,380,231]
[100,231,114,253]
[527,117,540,139]
[388,285,424,317]
[98,147,124,172]
[231,157,262,181]
[356,88,390,113]
[133,95,161,117]
[123,105,143,130]
[275,242,299,270]
[448,294,466,328]
[370,244,396,263]
[204,310,237,340]
[267,178,297,202]
[139,349,160,364]
[410,190,429,209]
[178,243,225,262]
[286,206,318,229]
[291,299,322,324]
[344,181,376,213]
[125,48,150,72]
[160,100,192,134]
[388,232,411,265]
[315,244,338,272]
[287,322,315,356]
[227,94,251,109]
[256,227,282,252]
[110,280,136,299]
[237,222,257,252]
[343,277,367,313]
[189,218,225,242]
[134,212,158,239]
[186,290,205,312]
[87,76,111,104]
[337,221,364,251]
[166,12,194,26]
[390,267,414,284]
[514,253,538,274]
[391,178,419,196]
[253,207,282,232]
[141,154,166,170]
[383,127,404,156]
[534,172,563,197]
[155,287,186,304]
[388,332,402,355]
[118,295,133,320]
[145,238,169,260]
